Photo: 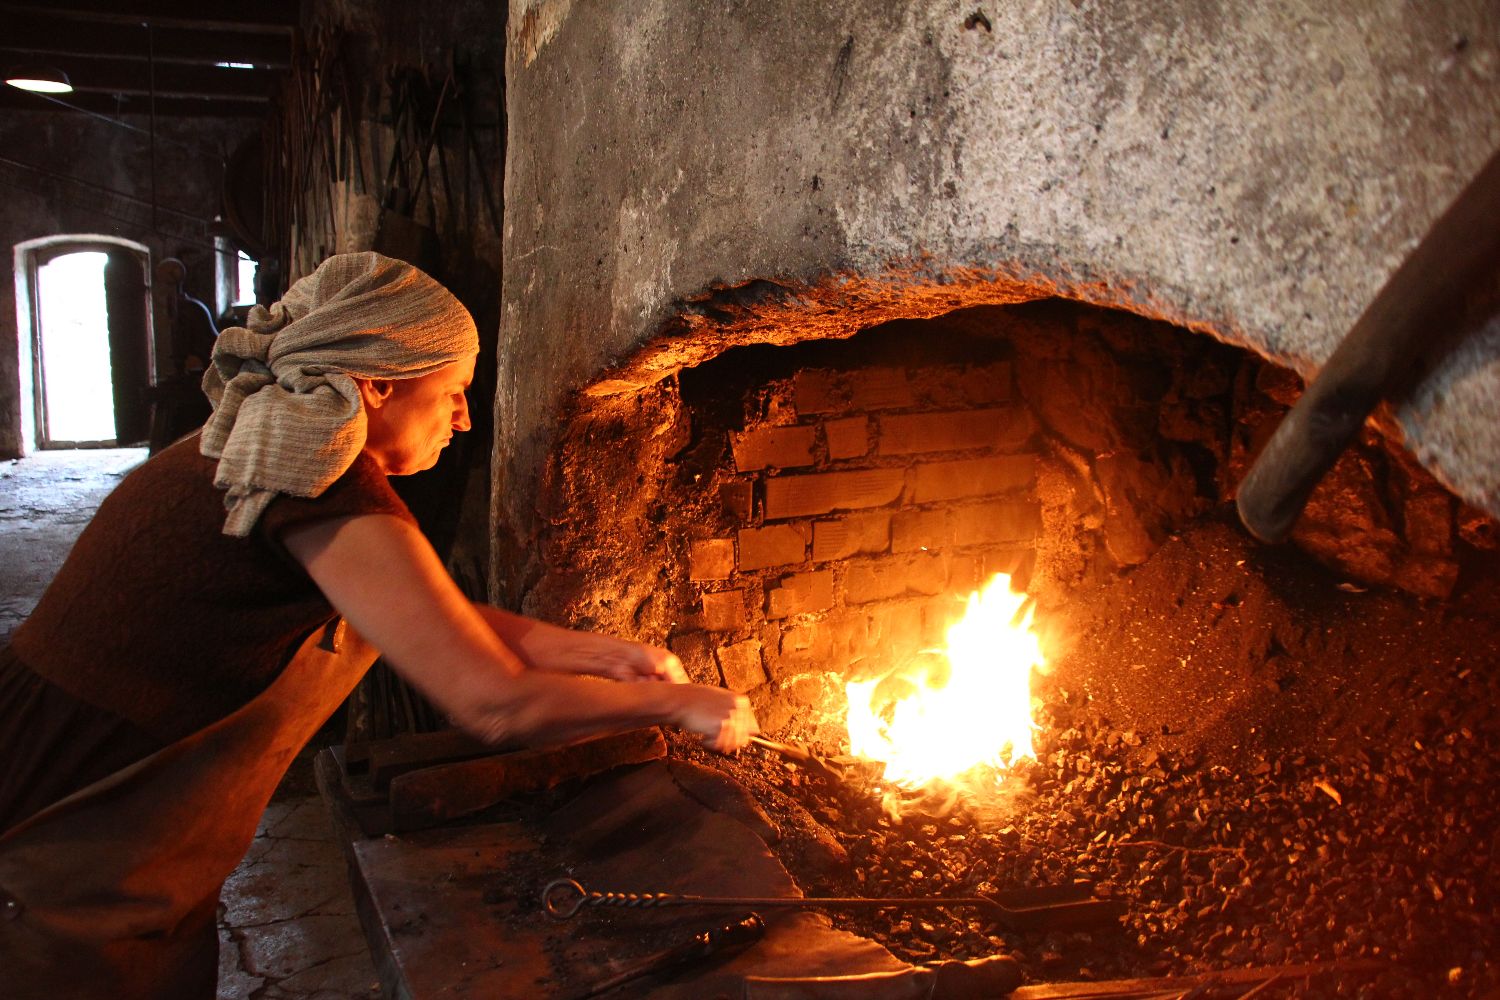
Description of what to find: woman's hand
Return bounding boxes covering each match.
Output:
[473,606,688,683]
[532,630,688,684]
[669,686,757,753]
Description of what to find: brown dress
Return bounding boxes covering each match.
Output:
[0,432,414,998]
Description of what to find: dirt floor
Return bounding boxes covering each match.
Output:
[674,509,1500,998]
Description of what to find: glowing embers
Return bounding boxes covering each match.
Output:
[845,573,1044,788]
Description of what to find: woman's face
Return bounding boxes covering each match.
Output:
[359,354,476,476]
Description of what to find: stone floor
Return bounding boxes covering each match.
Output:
[0,447,382,999]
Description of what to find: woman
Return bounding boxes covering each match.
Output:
[0,252,755,998]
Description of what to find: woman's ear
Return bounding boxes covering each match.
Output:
[357,378,395,409]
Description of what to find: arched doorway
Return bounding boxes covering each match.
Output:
[16,237,152,450]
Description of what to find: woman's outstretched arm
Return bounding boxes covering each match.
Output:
[282,513,755,751]
[471,605,688,682]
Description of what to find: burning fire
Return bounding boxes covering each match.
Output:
[844,573,1044,788]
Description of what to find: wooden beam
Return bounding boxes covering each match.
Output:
[388,728,669,832]
[1,14,292,68]
[0,1,299,34]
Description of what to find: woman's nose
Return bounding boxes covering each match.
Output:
[454,395,472,432]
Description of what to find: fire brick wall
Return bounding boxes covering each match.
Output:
[528,303,1218,736]
[657,306,1229,737]
[528,300,1496,737]
[680,356,1043,733]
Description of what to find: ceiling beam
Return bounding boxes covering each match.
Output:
[0,51,276,102]
[0,1,299,35]
[1,15,293,68]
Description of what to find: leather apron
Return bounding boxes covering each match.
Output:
[0,619,377,1000]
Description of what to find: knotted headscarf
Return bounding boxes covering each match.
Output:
[200,252,479,536]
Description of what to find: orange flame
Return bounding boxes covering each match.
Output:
[844,574,1044,787]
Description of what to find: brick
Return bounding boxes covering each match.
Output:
[911,456,1034,503]
[957,362,1013,405]
[947,553,982,592]
[775,612,872,678]
[766,570,835,619]
[922,595,967,645]
[844,554,947,604]
[950,501,1042,544]
[719,481,754,521]
[737,523,809,571]
[812,512,891,562]
[878,409,1005,455]
[867,602,924,653]
[891,509,950,553]
[689,539,736,581]
[716,639,766,693]
[764,469,905,520]
[700,589,745,632]
[848,368,914,409]
[794,370,842,415]
[993,408,1038,450]
[730,424,817,472]
[825,416,869,460]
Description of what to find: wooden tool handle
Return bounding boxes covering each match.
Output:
[1237,145,1500,543]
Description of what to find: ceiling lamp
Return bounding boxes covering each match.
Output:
[5,66,74,94]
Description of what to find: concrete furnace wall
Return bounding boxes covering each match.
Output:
[498,0,1500,597]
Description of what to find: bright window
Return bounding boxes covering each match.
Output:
[235,251,257,305]
[37,251,116,442]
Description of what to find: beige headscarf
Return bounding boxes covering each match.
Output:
[200,252,479,536]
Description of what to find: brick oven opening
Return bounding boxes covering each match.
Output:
[523,297,1500,994]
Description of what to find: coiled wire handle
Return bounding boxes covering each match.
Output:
[544,878,684,920]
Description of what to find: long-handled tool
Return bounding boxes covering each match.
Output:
[1236,144,1500,543]
[750,735,849,782]
[543,877,1122,932]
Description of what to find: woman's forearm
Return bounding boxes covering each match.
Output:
[282,513,750,749]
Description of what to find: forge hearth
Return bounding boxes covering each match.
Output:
[510,298,1500,997]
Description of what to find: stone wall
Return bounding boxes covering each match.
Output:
[499,0,1500,605]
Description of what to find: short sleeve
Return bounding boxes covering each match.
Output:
[258,452,416,543]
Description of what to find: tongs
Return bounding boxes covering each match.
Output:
[749,735,848,782]
[543,877,1123,932]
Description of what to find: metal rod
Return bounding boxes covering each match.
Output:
[542,877,1119,931]
[147,19,158,235]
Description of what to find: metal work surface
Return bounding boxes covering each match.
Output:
[317,753,911,998]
